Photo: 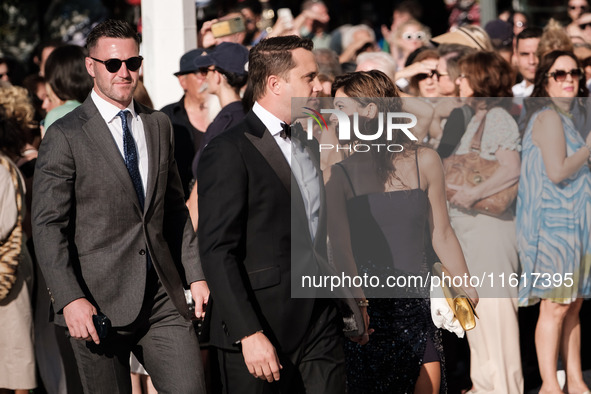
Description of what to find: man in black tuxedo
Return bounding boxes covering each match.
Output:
[197,36,346,393]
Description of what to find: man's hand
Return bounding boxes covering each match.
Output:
[63,298,100,344]
[190,280,210,319]
[241,331,282,382]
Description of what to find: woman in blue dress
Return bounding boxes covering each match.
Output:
[517,50,591,394]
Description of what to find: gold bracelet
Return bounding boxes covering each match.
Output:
[357,299,369,307]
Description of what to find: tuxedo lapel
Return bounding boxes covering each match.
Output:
[243,111,291,194]
[244,111,318,244]
[79,99,143,214]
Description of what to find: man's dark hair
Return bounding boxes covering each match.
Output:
[45,45,93,103]
[215,68,248,92]
[516,27,543,47]
[395,0,423,20]
[86,19,140,53]
[248,35,314,101]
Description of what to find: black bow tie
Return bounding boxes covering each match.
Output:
[280,123,291,139]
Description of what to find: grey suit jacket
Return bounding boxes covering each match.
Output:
[32,96,203,327]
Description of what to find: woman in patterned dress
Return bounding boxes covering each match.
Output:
[517,50,591,394]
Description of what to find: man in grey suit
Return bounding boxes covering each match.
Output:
[32,19,208,393]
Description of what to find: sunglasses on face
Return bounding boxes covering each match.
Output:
[402,31,426,40]
[546,68,583,82]
[580,22,591,29]
[416,70,440,81]
[196,67,216,76]
[90,56,143,73]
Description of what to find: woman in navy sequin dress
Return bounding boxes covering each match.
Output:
[325,71,477,393]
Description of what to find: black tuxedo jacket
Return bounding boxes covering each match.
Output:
[197,110,334,352]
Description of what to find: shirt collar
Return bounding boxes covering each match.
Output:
[91,89,137,124]
[252,101,285,137]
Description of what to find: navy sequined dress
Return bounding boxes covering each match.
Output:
[335,153,444,394]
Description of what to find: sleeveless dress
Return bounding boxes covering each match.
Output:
[517,107,591,306]
[336,151,444,394]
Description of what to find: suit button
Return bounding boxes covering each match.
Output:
[139,249,146,255]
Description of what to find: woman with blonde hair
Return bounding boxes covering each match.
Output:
[388,19,431,71]
[537,19,575,58]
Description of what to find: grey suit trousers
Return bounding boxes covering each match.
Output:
[69,271,205,394]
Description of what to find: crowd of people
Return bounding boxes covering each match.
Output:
[1,0,591,393]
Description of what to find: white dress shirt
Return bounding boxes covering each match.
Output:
[252,102,292,165]
[251,101,320,240]
[512,79,534,98]
[91,90,148,195]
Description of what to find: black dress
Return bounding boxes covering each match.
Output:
[335,151,444,394]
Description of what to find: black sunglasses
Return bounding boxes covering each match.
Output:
[546,68,583,82]
[196,66,216,76]
[90,56,143,73]
[416,70,440,81]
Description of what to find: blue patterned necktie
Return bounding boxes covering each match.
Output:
[117,110,145,210]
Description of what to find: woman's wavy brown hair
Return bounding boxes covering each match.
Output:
[458,51,514,98]
[458,51,514,111]
[331,70,417,186]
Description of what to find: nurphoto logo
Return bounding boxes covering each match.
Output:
[303,108,418,152]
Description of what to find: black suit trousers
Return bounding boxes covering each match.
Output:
[217,301,345,394]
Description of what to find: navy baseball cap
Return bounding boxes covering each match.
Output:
[207,42,249,76]
[174,48,212,76]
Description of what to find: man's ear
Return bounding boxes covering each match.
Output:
[178,75,188,91]
[365,102,378,118]
[267,75,281,96]
[85,57,95,78]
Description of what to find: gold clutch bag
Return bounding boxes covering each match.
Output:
[432,262,479,331]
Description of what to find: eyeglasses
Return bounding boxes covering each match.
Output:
[546,68,584,82]
[90,56,143,73]
[416,70,440,81]
[196,67,216,76]
[580,22,591,29]
[402,31,426,40]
